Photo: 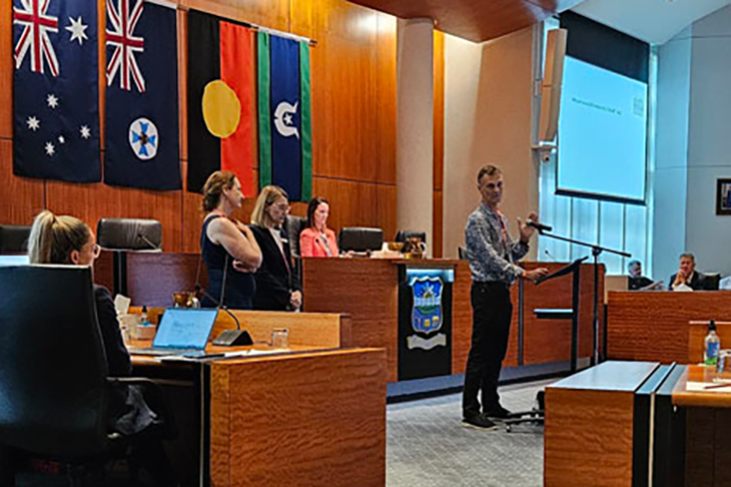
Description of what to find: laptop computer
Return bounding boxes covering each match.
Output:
[128,308,218,357]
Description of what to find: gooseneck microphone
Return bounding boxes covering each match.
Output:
[526,221,553,233]
[201,254,253,346]
[194,284,243,332]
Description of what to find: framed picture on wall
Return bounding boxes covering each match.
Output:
[717,179,731,215]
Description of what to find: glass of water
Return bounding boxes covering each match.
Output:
[271,328,289,349]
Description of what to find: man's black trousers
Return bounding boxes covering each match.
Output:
[462,281,513,418]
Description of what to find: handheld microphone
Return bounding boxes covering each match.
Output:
[526,221,553,233]
[137,232,160,251]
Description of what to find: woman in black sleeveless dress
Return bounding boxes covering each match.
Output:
[200,171,262,309]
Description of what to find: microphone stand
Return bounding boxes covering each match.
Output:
[196,254,252,346]
[536,228,631,366]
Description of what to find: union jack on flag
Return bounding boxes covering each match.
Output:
[13,0,60,77]
[106,0,146,92]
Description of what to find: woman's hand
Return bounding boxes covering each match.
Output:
[290,290,303,310]
[233,259,258,273]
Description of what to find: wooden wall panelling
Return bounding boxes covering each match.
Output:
[432,29,444,258]
[181,0,291,31]
[307,0,380,182]
[302,258,399,381]
[313,177,382,232]
[210,349,386,487]
[376,183,397,243]
[376,12,397,186]
[0,141,45,225]
[0,0,12,139]
[607,291,731,363]
[45,182,184,251]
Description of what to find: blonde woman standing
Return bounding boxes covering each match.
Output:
[250,186,302,311]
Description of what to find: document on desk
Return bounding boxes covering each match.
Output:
[687,381,731,392]
[159,348,285,362]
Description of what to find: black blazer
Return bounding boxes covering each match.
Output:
[669,271,709,291]
[250,225,302,311]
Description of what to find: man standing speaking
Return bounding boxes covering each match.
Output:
[462,165,548,430]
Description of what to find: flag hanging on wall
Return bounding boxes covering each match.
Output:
[12,0,101,182]
[257,32,312,202]
[104,0,181,190]
[187,10,255,195]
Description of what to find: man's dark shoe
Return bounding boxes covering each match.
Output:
[485,404,513,420]
[461,413,497,431]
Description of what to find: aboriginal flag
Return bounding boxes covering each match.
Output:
[187,10,255,195]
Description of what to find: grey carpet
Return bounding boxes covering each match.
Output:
[387,380,554,487]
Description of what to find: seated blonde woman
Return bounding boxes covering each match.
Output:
[27,210,176,486]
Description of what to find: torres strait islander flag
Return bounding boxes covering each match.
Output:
[12,0,101,182]
[257,32,312,202]
[187,10,255,195]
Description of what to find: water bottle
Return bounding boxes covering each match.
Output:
[705,320,721,366]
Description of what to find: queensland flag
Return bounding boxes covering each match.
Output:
[12,0,100,182]
[104,0,180,190]
[257,32,312,202]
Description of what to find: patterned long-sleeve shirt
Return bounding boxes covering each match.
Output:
[465,203,529,284]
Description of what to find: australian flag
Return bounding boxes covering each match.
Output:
[104,0,180,190]
[13,0,101,182]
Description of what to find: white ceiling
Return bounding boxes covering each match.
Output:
[572,0,731,45]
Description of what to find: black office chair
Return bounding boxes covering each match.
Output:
[97,218,162,251]
[395,230,427,244]
[706,273,721,291]
[285,215,307,281]
[0,265,172,485]
[0,225,31,254]
[338,227,384,253]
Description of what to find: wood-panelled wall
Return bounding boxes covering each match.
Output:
[0,0,397,253]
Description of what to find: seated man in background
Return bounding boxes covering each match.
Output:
[627,260,663,291]
[670,253,709,291]
[628,260,652,290]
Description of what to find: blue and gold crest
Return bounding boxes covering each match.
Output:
[408,276,447,350]
[411,277,443,333]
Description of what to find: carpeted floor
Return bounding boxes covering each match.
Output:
[387,380,554,487]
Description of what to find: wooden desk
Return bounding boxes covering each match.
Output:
[607,291,731,363]
[671,365,731,486]
[545,361,659,487]
[132,346,387,487]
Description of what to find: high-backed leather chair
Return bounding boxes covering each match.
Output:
[706,273,721,291]
[0,225,31,254]
[96,218,162,251]
[285,215,307,282]
[395,230,427,244]
[338,227,383,253]
[285,215,307,259]
[0,265,170,485]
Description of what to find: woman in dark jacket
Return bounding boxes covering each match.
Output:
[27,210,176,487]
[249,186,302,311]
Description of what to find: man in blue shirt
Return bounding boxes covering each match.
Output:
[462,165,548,430]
